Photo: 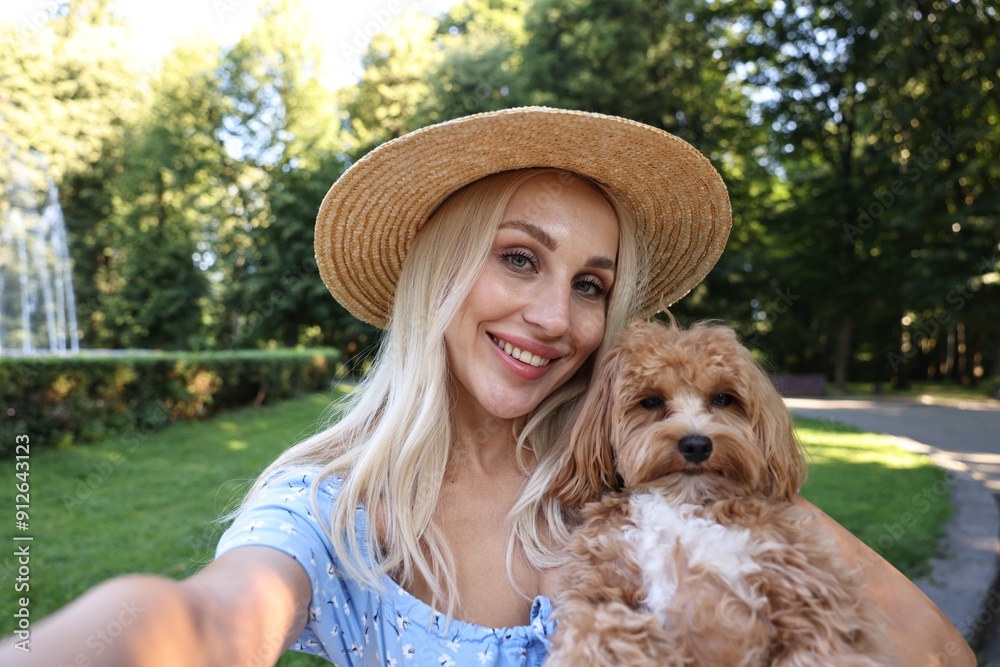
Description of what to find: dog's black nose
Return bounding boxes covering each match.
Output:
[679,434,713,464]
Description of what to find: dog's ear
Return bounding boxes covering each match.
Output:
[549,345,624,508]
[745,352,807,501]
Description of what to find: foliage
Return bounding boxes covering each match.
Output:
[1,0,996,391]
[340,11,442,152]
[724,0,999,386]
[213,1,367,352]
[0,348,340,453]
[92,39,227,349]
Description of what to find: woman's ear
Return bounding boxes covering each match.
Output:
[549,346,623,508]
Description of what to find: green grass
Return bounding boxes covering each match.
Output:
[1,389,343,666]
[797,417,951,578]
[1,399,951,664]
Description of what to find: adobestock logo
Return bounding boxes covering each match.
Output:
[844,127,957,244]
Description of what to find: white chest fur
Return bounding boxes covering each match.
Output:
[620,491,767,621]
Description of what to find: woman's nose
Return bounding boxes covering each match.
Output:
[522,281,571,337]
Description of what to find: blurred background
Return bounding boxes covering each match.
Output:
[1,0,997,391]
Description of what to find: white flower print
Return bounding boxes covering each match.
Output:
[402,644,415,659]
[387,657,398,667]
[477,650,494,664]
[279,522,296,535]
[446,640,461,652]
[397,612,410,630]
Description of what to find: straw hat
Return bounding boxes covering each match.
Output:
[315,106,731,329]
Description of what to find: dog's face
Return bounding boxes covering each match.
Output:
[551,320,806,507]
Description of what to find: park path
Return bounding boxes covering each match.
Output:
[785,397,1000,660]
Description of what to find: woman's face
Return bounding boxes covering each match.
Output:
[444,172,620,425]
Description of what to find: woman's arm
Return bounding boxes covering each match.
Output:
[0,547,310,667]
[793,495,975,667]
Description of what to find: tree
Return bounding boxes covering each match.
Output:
[518,0,775,335]
[96,38,227,348]
[876,0,1000,386]
[341,10,442,154]
[212,0,362,350]
[413,0,527,125]
[729,0,999,386]
[0,2,144,348]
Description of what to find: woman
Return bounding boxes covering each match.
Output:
[1,108,972,666]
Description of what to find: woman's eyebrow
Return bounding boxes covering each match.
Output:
[499,219,556,250]
[586,255,616,272]
[499,220,616,273]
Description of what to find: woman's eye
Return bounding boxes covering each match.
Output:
[575,278,609,297]
[501,250,535,270]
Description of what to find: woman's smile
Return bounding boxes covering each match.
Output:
[488,333,554,368]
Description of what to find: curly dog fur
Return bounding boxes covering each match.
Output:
[546,320,892,666]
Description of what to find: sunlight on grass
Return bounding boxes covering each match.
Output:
[798,428,931,470]
[795,417,951,579]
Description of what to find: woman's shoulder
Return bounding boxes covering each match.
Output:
[259,465,343,493]
[216,466,349,561]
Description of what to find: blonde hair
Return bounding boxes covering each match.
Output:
[240,168,649,618]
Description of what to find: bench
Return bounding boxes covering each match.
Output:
[770,373,828,397]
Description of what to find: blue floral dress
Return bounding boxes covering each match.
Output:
[215,468,555,666]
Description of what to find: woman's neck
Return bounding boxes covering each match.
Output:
[449,418,521,478]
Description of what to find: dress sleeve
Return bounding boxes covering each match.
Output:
[215,469,334,563]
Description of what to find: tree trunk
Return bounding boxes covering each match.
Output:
[834,314,854,392]
[957,322,969,386]
[897,314,910,390]
[282,318,299,348]
[944,325,956,380]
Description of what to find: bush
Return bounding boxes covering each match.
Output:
[0,348,340,452]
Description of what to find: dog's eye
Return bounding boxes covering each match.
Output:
[639,396,664,409]
[711,393,734,407]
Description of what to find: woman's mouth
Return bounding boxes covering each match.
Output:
[488,334,552,368]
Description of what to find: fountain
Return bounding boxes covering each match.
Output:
[0,164,81,355]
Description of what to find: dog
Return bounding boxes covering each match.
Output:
[545,320,892,666]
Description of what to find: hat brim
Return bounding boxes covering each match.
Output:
[315,106,732,329]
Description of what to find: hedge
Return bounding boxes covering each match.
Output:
[1,348,341,452]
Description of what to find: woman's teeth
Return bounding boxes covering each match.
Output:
[491,335,552,368]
